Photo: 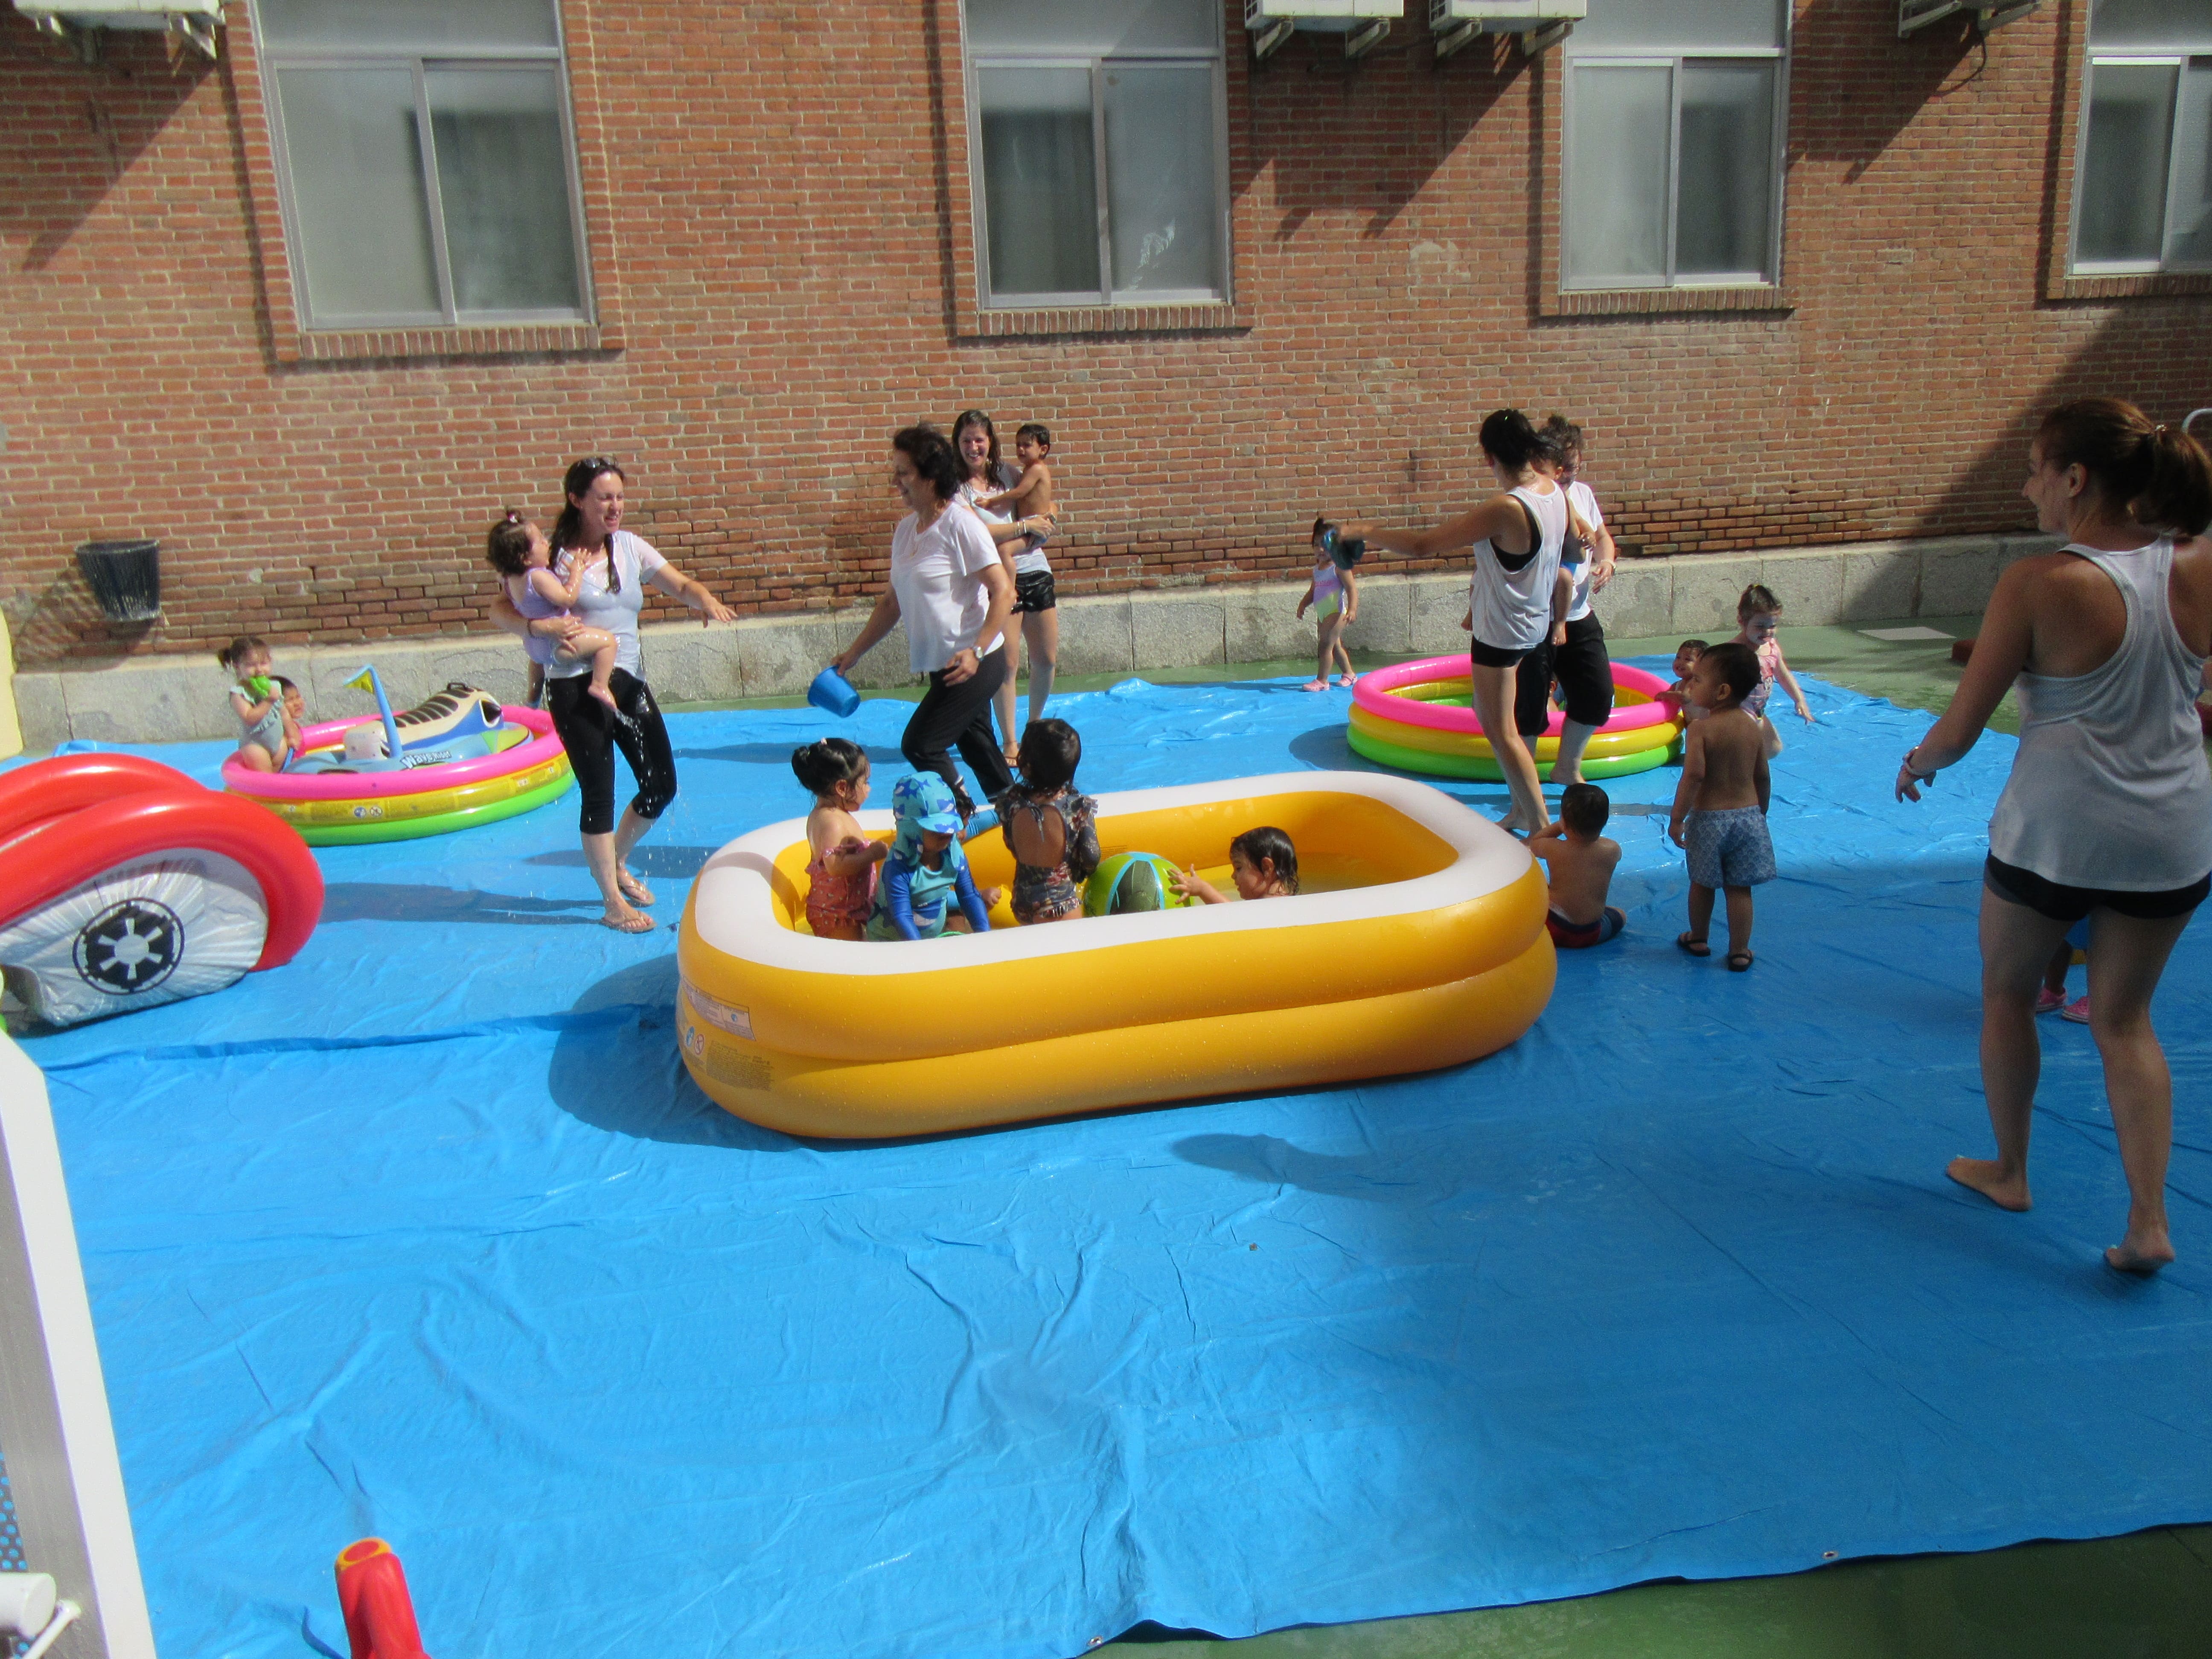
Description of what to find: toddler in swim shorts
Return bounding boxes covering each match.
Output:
[1668,640,1774,971]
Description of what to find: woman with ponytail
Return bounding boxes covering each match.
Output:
[489,456,736,932]
[1337,408,1577,833]
[1897,398,2212,1273]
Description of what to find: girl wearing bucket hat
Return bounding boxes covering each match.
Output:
[866,774,996,941]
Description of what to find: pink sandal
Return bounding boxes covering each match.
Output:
[1300,678,1329,692]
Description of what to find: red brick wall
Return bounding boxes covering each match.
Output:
[3,0,2205,665]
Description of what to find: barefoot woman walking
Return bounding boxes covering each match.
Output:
[491,457,737,931]
[1342,408,1570,833]
[1898,399,2212,1273]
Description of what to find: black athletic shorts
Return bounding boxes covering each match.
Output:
[1013,568,1057,613]
[1515,612,1614,735]
[1469,636,1534,670]
[1982,853,2210,923]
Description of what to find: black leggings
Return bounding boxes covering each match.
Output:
[548,668,676,836]
[902,648,1013,815]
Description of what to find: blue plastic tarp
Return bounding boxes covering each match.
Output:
[21,667,2212,1659]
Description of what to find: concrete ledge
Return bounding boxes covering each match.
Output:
[12,533,2051,750]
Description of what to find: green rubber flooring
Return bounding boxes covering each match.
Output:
[680,615,2210,1657]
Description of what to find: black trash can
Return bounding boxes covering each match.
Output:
[76,538,162,622]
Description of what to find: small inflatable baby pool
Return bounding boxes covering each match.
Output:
[223,702,571,845]
[676,770,1554,1138]
[1348,657,1683,781]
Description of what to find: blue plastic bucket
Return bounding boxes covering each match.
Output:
[807,667,860,718]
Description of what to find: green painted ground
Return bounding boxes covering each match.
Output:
[676,616,2211,1657]
[1104,1525,2212,1659]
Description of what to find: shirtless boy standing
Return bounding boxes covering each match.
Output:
[1668,640,1774,972]
[1527,782,1624,948]
[974,423,1057,540]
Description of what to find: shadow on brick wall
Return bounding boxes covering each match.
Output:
[1909,309,2212,542]
[1790,1,1986,182]
[3,560,161,664]
[1245,28,1528,241]
[4,19,211,271]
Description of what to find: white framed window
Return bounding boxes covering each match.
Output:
[2072,0,2212,274]
[1561,0,1788,291]
[250,0,592,329]
[962,0,1231,308]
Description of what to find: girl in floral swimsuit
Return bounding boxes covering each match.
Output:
[793,737,887,940]
[993,718,1099,925]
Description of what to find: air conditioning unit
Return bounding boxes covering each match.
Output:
[14,0,220,57]
[1898,0,2042,37]
[1246,0,1404,64]
[1429,0,1585,61]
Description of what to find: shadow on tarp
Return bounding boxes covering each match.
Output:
[541,955,1382,1156]
[675,741,912,769]
[521,844,722,879]
[544,955,781,1150]
[319,883,606,927]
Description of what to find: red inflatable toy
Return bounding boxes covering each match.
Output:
[0,754,322,1028]
[335,1538,434,1659]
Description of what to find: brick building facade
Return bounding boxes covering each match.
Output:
[3,0,2208,668]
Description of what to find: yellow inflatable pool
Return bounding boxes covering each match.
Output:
[676,771,1554,1138]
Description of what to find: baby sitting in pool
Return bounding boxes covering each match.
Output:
[866,773,998,941]
[1169,827,1299,904]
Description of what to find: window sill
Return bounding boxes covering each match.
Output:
[956,301,1249,340]
[283,321,618,365]
[1543,285,1794,319]
[2046,270,2212,302]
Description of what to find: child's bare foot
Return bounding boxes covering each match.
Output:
[589,681,620,713]
[598,903,654,933]
[617,869,655,907]
[1947,1156,2030,1212]
[2104,1228,2175,1275]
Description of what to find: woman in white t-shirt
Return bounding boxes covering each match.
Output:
[490,456,736,932]
[831,425,1018,817]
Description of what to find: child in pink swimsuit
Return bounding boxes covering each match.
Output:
[792,737,886,940]
[1730,584,1813,757]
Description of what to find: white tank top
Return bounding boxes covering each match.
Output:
[1469,482,1567,652]
[960,468,1051,576]
[1987,538,2212,890]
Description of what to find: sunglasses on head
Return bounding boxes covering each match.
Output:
[570,458,624,589]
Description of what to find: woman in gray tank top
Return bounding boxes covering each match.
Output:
[1343,409,1576,835]
[1898,399,2212,1275]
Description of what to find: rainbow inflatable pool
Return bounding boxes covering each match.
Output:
[223,700,571,845]
[1348,656,1683,782]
